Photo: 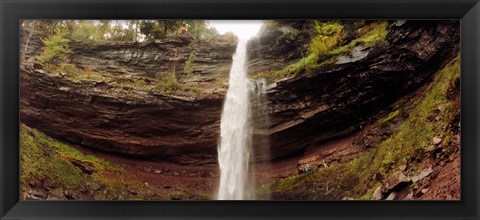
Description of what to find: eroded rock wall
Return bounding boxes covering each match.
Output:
[20,20,460,164]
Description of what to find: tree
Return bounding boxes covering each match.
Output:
[70,20,102,42]
[97,20,111,40]
[185,20,217,40]
[139,20,163,40]
[36,27,72,66]
[21,20,37,53]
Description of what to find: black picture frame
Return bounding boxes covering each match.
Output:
[1,0,479,219]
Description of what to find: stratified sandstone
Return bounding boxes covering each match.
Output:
[20,21,460,165]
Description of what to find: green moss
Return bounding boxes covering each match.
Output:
[195,192,211,200]
[184,53,196,77]
[309,21,345,57]
[323,21,390,59]
[19,123,152,200]
[264,57,460,200]
[359,182,381,200]
[41,61,199,95]
[379,109,400,125]
[274,173,306,192]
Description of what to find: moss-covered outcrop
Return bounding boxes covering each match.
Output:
[251,20,459,161]
[20,123,158,200]
[20,123,212,200]
[261,57,460,200]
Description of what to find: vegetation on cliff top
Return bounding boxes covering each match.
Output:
[251,21,390,83]
[260,57,460,200]
[23,20,219,43]
[29,20,228,97]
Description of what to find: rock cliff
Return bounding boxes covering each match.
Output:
[256,20,460,160]
[20,20,460,165]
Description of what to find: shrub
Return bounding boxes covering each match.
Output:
[36,27,72,67]
[70,21,102,42]
[184,53,196,77]
[155,71,183,94]
[309,21,345,57]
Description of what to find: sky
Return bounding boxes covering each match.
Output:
[207,20,263,39]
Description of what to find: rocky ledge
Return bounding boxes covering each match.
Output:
[255,20,460,160]
[20,20,460,164]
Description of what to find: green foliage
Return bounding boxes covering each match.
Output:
[154,71,184,94]
[26,20,217,43]
[325,21,390,59]
[279,53,317,77]
[222,31,239,44]
[186,20,218,40]
[140,20,183,40]
[19,123,150,199]
[275,30,300,45]
[97,20,112,40]
[309,21,345,57]
[262,57,461,200]
[36,27,72,66]
[379,109,400,125]
[252,21,391,83]
[70,20,102,42]
[184,53,196,76]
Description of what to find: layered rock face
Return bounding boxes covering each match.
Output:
[247,21,312,74]
[69,35,236,81]
[20,36,236,165]
[257,20,460,160]
[20,20,460,164]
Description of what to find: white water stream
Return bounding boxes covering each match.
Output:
[217,39,253,200]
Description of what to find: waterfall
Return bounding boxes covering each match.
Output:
[217,39,253,200]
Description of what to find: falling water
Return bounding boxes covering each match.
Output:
[217,39,253,200]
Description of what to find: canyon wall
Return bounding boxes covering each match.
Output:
[20,20,460,164]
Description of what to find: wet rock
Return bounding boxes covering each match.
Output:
[385,192,398,200]
[31,188,47,199]
[383,171,411,192]
[297,155,320,173]
[143,166,153,172]
[88,182,101,191]
[33,63,43,69]
[335,46,371,64]
[25,194,40,200]
[433,137,442,145]
[67,158,97,174]
[425,145,437,152]
[412,167,433,183]
[126,187,138,195]
[396,186,413,200]
[373,172,383,181]
[371,186,383,200]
